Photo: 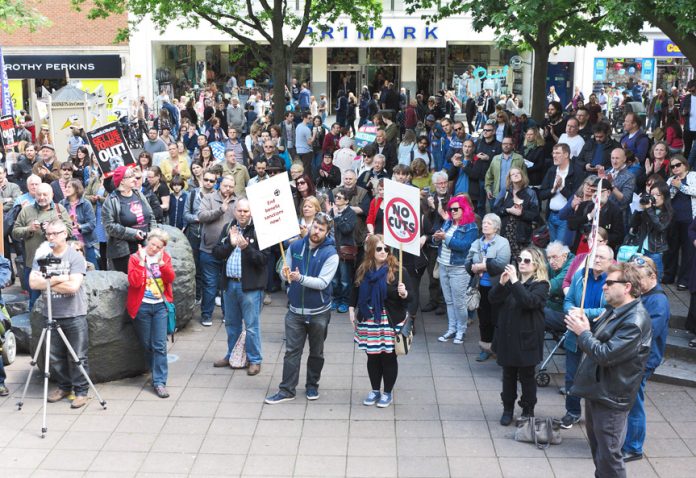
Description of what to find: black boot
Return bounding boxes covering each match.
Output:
[518,400,535,420]
[500,408,514,426]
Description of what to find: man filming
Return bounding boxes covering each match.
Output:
[29,220,89,409]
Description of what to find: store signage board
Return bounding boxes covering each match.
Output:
[246,174,301,251]
[383,179,421,257]
[4,55,122,79]
[653,40,684,58]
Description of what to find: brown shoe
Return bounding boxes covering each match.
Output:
[47,389,70,403]
[213,358,230,368]
[247,364,261,376]
[71,395,88,409]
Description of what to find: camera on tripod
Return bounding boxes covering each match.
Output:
[36,254,61,276]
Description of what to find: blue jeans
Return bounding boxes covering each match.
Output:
[548,211,570,246]
[222,281,263,364]
[623,372,651,454]
[312,152,323,178]
[25,267,40,311]
[644,252,664,282]
[565,344,582,416]
[279,309,331,396]
[50,315,89,395]
[439,263,470,338]
[133,302,169,387]
[331,260,353,306]
[85,246,99,270]
[200,251,222,320]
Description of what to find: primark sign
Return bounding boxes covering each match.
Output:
[304,22,445,47]
[4,55,122,79]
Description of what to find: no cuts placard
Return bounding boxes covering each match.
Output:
[246,174,301,250]
[383,179,421,256]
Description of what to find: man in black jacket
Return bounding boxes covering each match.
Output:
[567,178,624,251]
[211,199,269,375]
[565,262,652,478]
[577,122,621,173]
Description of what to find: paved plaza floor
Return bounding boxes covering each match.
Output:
[0,293,695,477]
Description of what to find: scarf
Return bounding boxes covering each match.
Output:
[357,265,388,323]
[320,160,333,173]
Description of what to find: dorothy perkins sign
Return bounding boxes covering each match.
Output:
[3,55,121,79]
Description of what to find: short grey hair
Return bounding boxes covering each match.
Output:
[338,136,354,149]
[546,241,570,257]
[431,171,448,185]
[148,228,170,246]
[373,154,386,164]
[482,213,501,232]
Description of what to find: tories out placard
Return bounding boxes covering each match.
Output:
[383,178,421,256]
[0,115,16,149]
[246,173,301,250]
[85,122,135,176]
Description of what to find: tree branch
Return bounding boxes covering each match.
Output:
[245,0,274,43]
[289,0,313,51]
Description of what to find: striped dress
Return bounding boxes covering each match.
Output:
[354,307,404,354]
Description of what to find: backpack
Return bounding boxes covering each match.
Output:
[2,203,22,237]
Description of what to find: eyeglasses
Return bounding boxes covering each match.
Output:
[448,207,460,212]
[670,163,683,169]
[335,196,345,200]
[203,178,216,183]
[517,257,532,264]
[45,230,66,237]
[604,279,628,287]
[375,246,389,253]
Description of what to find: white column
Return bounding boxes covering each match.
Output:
[312,47,328,99]
[401,48,417,97]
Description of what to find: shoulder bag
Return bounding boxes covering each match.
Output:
[147,264,177,342]
[514,417,562,449]
[392,313,413,356]
[464,274,481,311]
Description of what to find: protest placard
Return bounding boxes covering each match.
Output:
[85,122,135,176]
[383,178,421,257]
[245,173,301,251]
[0,115,16,149]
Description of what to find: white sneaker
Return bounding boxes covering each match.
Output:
[453,335,465,345]
[263,294,272,305]
[438,331,456,342]
[215,296,222,307]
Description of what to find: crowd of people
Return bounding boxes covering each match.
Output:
[1,75,695,477]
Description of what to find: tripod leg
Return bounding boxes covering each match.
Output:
[41,327,52,438]
[16,327,48,410]
[54,326,107,409]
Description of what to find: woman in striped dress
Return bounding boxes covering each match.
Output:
[349,234,412,408]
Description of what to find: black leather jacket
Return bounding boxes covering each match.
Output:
[629,207,671,253]
[570,299,652,411]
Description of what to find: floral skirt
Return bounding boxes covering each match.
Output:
[354,307,404,354]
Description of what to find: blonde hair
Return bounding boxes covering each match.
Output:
[147,228,170,246]
[521,246,549,283]
[301,196,321,216]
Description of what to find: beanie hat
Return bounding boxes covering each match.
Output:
[112,166,128,188]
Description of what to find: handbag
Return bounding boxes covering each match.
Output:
[531,221,550,249]
[514,417,563,449]
[147,264,177,341]
[229,329,248,369]
[392,313,413,356]
[617,233,642,262]
[338,245,358,262]
[464,274,481,311]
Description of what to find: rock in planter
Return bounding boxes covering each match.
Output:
[4,292,29,318]
[10,312,32,354]
[28,227,195,383]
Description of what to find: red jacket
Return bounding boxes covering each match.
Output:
[126,252,175,319]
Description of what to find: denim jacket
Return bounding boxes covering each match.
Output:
[60,198,97,247]
[434,220,478,266]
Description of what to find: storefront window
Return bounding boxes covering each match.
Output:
[366,48,401,64]
[656,58,693,91]
[447,45,519,99]
[592,58,655,92]
[417,48,445,96]
[328,48,358,64]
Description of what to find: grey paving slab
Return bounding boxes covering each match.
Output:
[0,290,694,477]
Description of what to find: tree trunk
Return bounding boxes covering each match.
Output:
[271,46,288,125]
[644,14,696,67]
[531,44,551,123]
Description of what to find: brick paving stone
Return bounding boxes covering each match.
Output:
[1,290,694,476]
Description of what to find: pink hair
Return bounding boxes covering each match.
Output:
[446,196,475,225]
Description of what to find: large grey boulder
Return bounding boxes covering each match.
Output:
[11,312,32,354]
[29,226,196,383]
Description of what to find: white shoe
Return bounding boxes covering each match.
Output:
[215,296,222,307]
[438,331,456,342]
[263,294,272,305]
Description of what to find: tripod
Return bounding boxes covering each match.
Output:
[16,267,106,438]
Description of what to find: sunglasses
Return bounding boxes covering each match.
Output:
[670,163,683,169]
[517,257,532,264]
[454,127,463,132]
[448,207,460,212]
[375,246,389,253]
[296,181,306,185]
[483,129,494,132]
[604,279,628,287]
[629,256,647,266]
[203,178,216,183]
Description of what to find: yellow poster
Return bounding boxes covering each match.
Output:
[8,80,23,113]
[80,80,121,121]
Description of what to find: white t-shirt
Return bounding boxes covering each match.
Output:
[549,166,570,212]
[690,95,696,132]
[557,134,585,159]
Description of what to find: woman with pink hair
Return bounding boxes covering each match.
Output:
[432,195,478,344]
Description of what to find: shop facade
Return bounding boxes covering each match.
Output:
[129,14,534,112]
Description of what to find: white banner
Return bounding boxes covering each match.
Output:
[383,179,421,256]
[246,174,301,250]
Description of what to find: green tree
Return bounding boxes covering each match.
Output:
[0,0,50,33]
[72,0,382,123]
[406,0,644,120]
